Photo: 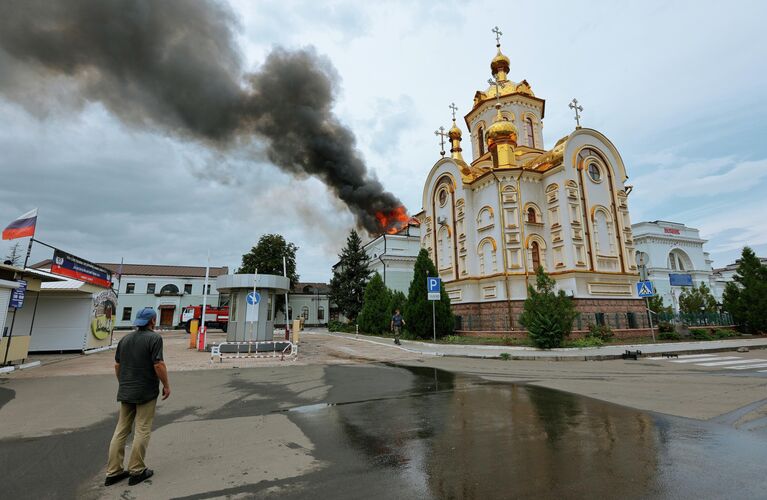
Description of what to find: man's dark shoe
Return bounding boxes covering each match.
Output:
[128,469,154,485]
[104,471,130,486]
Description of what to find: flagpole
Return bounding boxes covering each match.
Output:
[198,250,210,351]
[113,257,123,346]
[284,256,290,342]
[4,232,34,365]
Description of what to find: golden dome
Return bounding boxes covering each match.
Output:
[490,48,510,77]
[448,120,462,140]
[486,109,517,145]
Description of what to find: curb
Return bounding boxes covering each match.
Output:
[315,330,767,362]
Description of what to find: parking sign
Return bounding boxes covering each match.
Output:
[427,276,440,301]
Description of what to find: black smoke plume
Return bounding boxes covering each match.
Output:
[0,0,404,234]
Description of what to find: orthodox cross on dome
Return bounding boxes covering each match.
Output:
[488,76,506,108]
[434,126,447,157]
[492,26,503,47]
[449,102,458,121]
[569,98,584,129]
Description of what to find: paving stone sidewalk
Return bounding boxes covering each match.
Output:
[310,330,767,361]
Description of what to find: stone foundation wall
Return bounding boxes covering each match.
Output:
[453,298,651,337]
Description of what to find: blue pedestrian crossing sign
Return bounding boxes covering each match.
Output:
[427,277,441,301]
[636,281,655,298]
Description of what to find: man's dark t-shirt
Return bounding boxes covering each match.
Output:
[115,329,164,404]
[392,313,404,327]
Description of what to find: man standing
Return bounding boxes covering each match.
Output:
[105,307,170,487]
[390,308,405,346]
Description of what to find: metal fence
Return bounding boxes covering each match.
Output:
[657,311,734,327]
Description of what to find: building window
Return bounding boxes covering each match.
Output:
[527,207,537,223]
[184,284,193,294]
[146,283,156,294]
[301,306,309,320]
[206,284,211,295]
[526,117,535,148]
[318,306,325,321]
[125,283,135,294]
[588,162,601,182]
[627,312,638,329]
[531,241,541,271]
[121,307,132,321]
[160,284,179,295]
[595,312,606,326]
[478,126,485,156]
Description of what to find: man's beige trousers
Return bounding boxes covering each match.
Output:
[106,399,157,476]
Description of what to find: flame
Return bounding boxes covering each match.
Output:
[375,206,410,235]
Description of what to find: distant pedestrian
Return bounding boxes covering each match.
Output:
[391,309,405,345]
[104,307,170,487]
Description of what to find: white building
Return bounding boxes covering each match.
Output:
[105,263,229,328]
[275,282,331,326]
[417,36,647,332]
[711,256,767,302]
[632,221,714,311]
[364,221,421,294]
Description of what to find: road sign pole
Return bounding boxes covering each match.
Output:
[645,296,655,342]
[432,300,436,343]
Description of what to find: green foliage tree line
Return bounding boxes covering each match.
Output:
[723,247,767,333]
[330,230,370,321]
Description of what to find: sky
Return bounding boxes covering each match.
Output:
[1,0,766,281]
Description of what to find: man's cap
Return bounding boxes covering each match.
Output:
[134,307,157,327]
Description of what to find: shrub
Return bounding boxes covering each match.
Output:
[689,328,712,340]
[501,335,515,346]
[499,353,511,361]
[568,337,604,348]
[588,323,614,341]
[714,328,737,339]
[327,320,356,333]
[442,335,462,344]
[658,321,675,333]
[519,267,578,349]
[659,331,680,341]
[357,273,392,335]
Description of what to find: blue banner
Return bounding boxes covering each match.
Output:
[10,280,26,308]
[669,273,693,287]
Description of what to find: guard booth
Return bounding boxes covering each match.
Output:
[215,273,290,342]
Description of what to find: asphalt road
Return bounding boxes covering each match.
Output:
[2,361,767,499]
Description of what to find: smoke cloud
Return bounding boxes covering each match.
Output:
[0,0,404,234]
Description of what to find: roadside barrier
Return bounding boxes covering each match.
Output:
[210,341,297,363]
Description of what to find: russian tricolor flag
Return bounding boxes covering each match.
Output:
[2,209,38,240]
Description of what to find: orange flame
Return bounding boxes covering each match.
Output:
[375,206,410,235]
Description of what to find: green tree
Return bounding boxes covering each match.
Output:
[647,295,672,316]
[237,234,299,286]
[404,249,454,339]
[519,267,579,349]
[329,230,371,321]
[678,282,717,314]
[388,289,407,316]
[722,247,767,333]
[357,273,392,334]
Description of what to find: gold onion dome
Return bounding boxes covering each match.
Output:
[486,109,517,145]
[490,48,510,78]
[448,120,462,139]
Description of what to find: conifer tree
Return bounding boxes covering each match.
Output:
[648,295,672,316]
[678,282,717,314]
[357,273,392,334]
[388,290,407,316]
[722,247,767,333]
[404,249,453,339]
[329,230,371,321]
[519,266,578,348]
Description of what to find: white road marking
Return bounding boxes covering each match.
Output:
[697,359,767,367]
[730,362,767,370]
[670,356,739,363]
[678,353,728,359]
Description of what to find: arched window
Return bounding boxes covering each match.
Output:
[526,117,535,148]
[527,207,537,223]
[478,126,485,156]
[593,208,616,256]
[159,284,179,295]
[301,306,309,320]
[668,250,690,271]
[318,306,325,321]
[531,241,541,271]
[478,238,497,276]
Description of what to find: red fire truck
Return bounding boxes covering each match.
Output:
[179,305,229,333]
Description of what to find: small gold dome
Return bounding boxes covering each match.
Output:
[490,48,510,77]
[448,120,462,140]
[486,110,517,144]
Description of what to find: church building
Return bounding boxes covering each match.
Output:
[417,31,647,333]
